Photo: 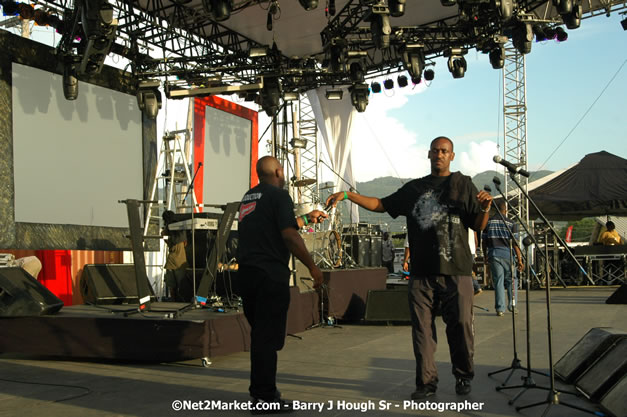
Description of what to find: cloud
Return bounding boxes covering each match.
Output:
[456,140,499,176]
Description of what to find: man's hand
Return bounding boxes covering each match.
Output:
[325,192,346,209]
[308,210,328,224]
[517,259,524,272]
[476,190,493,211]
[402,260,409,272]
[309,265,323,289]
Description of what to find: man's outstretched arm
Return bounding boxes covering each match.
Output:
[325,191,386,213]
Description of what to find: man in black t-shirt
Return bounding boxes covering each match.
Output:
[238,156,327,413]
[326,137,492,400]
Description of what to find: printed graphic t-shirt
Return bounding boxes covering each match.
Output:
[381,173,481,276]
[237,182,298,283]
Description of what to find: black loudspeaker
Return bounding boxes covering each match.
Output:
[600,374,627,417]
[606,284,627,304]
[345,234,371,267]
[364,289,410,322]
[0,267,64,316]
[555,327,627,383]
[81,264,155,305]
[370,235,382,267]
[575,338,627,401]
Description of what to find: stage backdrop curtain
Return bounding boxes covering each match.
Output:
[307,87,359,223]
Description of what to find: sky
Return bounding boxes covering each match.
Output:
[4,9,626,186]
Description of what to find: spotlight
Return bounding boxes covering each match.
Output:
[267,1,279,31]
[552,0,572,15]
[349,62,365,83]
[411,75,421,85]
[261,76,282,116]
[17,3,34,19]
[214,0,232,21]
[370,82,381,93]
[489,46,505,69]
[325,89,343,100]
[388,0,406,17]
[555,26,568,42]
[532,24,548,42]
[79,0,117,75]
[283,91,299,101]
[327,0,336,16]
[512,22,533,55]
[33,9,49,26]
[397,75,408,88]
[563,2,582,30]
[329,39,347,72]
[497,0,514,20]
[369,12,391,49]
[249,47,268,57]
[290,138,308,148]
[136,80,162,120]
[424,69,435,81]
[621,17,627,31]
[349,83,369,113]
[2,1,19,16]
[401,46,425,79]
[544,27,557,40]
[383,79,394,90]
[447,56,467,79]
[298,0,318,11]
[62,61,78,101]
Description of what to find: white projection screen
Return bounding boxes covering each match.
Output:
[12,62,143,228]
[193,96,258,209]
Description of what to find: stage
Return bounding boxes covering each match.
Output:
[1,287,625,417]
[0,268,387,362]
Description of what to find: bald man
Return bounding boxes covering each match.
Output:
[327,137,492,400]
[238,156,327,413]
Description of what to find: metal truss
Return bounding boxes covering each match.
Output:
[297,95,319,205]
[16,0,627,91]
[502,43,529,229]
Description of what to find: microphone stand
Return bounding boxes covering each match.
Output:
[175,162,203,316]
[319,158,359,226]
[498,173,597,416]
[487,179,550,402]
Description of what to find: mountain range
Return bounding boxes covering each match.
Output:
[346,170,554,233]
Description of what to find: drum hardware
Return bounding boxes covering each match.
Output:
[292,178,316,187]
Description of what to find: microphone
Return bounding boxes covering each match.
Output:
[493,155,530,178]
[492,176,502,186]
[483,184,492,193]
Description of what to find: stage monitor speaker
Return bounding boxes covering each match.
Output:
[555,327,627,383]
[575,338,627,401]
[606,284,627,304]
[0,267,64,316]
[81,264,155,305]
[600,374,627,417]
[364,289,410,322]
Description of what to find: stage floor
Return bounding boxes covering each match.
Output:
[1,287,625,417]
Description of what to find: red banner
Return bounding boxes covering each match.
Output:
[565,225,574,243]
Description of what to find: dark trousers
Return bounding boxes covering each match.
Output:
[408,275,474,388]
[383,260,394,273]
[240,265,290,401]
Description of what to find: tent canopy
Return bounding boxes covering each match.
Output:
[528,151,627,220]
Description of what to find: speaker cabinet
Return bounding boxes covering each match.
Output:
[81,264,155,305]
[575,338,627,401]
[600,374,627,417]
[345,234,371,267]
[606,284,627,304]
[364,289,410,322]
[369,235,382,267]
[555,327,627,383]
[0,267,64,316]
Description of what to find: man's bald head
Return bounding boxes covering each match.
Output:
[430,136,454,151]
[256,156,285,187]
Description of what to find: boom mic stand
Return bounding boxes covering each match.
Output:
[487,179,550,403]
[499,173,597,416]
[486,183,546,388]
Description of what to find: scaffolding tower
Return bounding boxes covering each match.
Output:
[502,44,529,230]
